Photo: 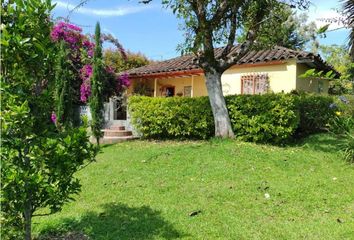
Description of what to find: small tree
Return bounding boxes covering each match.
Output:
[89,22,105,145]
[54,40,74,127]
[1,1,97,239]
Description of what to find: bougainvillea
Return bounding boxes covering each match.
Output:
[118,72,131,89]
[51,21,129,104]
[80,64,93,102]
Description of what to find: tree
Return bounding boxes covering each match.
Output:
[238,5,319,51]
[319,44,354,94]
[142,0,310,138]
[104,49,151,72]
[54,40,74,127]
[343,0,354,60]
[89,22,105,145]
[1,1,97,239]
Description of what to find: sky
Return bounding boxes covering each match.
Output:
[52,0,350,61]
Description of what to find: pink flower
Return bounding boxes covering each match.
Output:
[80,64,93,103]
[118,73,131,88]
[51,112,57,124]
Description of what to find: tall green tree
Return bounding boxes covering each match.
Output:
[54,40,74,127]
[320,44,354,94]
[89,22,105,144]
[1,1,97,239]
[239,5,319,51]
[104,49,151,72]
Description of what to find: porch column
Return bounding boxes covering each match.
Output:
[109,98,115,121]
[154,78,157,97]
[191,75,194,97]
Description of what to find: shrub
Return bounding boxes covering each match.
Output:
[294,94,336,135]
[329,95,354,163]
[129,94,299,143]
[129,96,214,139]
[226,94,299,143]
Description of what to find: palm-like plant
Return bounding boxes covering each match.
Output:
[343,0,354,60]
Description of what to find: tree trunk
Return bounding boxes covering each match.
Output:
[204,70,234,138]
[23,177,32,240]
[23,149,32,240]
[24,200,32,240]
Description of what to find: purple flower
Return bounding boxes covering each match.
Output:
[80,83,91,103]
[329,103,337,109]
[339,96,349,104]
[51,112,57,124]
[80,65,93,103]
[118,73,131,88]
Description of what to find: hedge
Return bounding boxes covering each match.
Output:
[294,94,337,136]
[128,96,214,139]
[128,93,337,143]
[225,94,299,143]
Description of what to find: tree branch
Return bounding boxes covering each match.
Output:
[210,0,229,24]
[221,4,239,59]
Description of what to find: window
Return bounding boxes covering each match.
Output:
[318,80,324,93]
[241,73,268,94]
[184,86,192,97]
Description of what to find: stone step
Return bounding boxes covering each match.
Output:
[100,136,136,144]
[102,129,132,137]
[109,125,125,131]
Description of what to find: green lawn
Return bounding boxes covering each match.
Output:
[34,134,354,240]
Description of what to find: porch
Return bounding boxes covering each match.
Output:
[127,71,207,98]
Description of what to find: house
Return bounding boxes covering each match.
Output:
[99,46,339,141]
[125,46,339,97]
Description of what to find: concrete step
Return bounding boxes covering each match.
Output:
[100,136,136,144]
[109,125,125,131]
[102,129,132,137]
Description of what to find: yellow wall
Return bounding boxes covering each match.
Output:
[129,75,208,97]
[296,63,329,94]
[129,60,329,97]
[221,60,297,95]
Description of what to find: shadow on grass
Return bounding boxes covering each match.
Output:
[292,133,345,154]
[37,203,184,240]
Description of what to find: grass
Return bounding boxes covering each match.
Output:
[34,134,354,240]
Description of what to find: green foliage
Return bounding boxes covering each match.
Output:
[1,1,97,239]
[238,5,319,51]
[319,45,354,94]
[54,41,74,127]
[129,94,305,143]
[1,86,97,239]
[104,49,151,72]
[294,94,336,136]
[129,93,340,143]
[342,133,354,163]
[89,22,105,144]
[299,69,337,79]
[328,95,354,163]
[226,94,299,143]
[129,96,214,139]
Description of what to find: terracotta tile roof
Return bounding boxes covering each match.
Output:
[126,46,339,77]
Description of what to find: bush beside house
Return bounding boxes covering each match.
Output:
[129,93,337,143]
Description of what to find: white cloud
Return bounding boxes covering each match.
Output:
[54,1,152,17]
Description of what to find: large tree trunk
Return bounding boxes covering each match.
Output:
[204,70,234,138]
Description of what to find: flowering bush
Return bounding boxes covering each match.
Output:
[50,21,129,104]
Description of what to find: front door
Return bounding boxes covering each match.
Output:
[166,87,175,97]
